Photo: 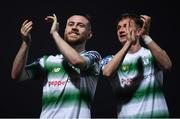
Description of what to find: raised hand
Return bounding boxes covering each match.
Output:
[20,20,33,45]
[126,19,135,44]
[45,14,59,34]
[140,15,151,36]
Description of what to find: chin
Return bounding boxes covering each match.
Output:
[66,40,77,44]
[66,39,84,45]
[64,35,86,45]
[66,37,78,42]
[119,39,127,44]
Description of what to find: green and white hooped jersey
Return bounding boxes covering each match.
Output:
[101,47,169,118]
[26,50,101,118]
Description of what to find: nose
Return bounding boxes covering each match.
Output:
[118,28,125,35]
[72,25,78,31]
[120,26,127,32]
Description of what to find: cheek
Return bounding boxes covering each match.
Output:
[117,31,119,36]
[64,32,68,38]
[65,27,71,32]
[80,30,88,36]
[64,29,68,35]
[117,32,121,39]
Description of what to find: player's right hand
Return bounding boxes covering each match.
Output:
[20,20,33,45]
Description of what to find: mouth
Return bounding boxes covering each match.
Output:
[68,31,80,35]
[67,33,80,39]
[120,35,127,39]
[120,34,127,38]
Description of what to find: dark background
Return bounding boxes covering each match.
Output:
[0,0,179,118]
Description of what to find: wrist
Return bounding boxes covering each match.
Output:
[22,41,31,48]
[51,31,58,36]
[21,36,31,46]
[142,35,153,45]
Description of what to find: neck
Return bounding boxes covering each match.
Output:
[128,39,141,54]
[71,43,86,53]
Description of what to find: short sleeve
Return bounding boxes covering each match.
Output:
[25,56,46,80]
[100,55,113,69]
[81,51,102,75]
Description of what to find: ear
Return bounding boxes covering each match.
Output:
[88,31,93,39]
[136,28,143,37]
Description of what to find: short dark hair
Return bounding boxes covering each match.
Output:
[68,13,92,31]
[117,13,143,28]
[79,14,92,31]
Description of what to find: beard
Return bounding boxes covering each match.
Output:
[64,33,87,46]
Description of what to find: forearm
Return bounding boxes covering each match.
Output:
[103,42,131,77]
[11,42,30,80]
[143,35,172,70]
[51,32,86,68]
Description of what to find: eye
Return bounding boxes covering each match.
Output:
[117,25,121,30]
[78,23,85,28]
[68,22,74,26]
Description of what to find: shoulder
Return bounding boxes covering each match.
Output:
[102,55,114,61]
[45,54,63,60]
[82,50,102,60]
[101,55,113,65]
[84,50,101,56]
[29,54,61,67]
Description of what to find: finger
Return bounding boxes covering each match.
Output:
[127,19,131,38]
[21,25,32,36]
[52,14,58,25]
[22,20,29,27]
[140,16,146,21]
[25,27,32,35]
[23,21,33,31]
[129,29,133,41]
[140,15,151,22]
[140,15,148,19]
[131,30,135,41]
[24,26,32,33]
[21,20,29,32]
[141,18,146,24]
[139,28,144,36]
[53,14,56,17]
[128,20,136,42]
[140,15,145,18]
[45,16,54,19]
[45,16,54,21]
[21,21,32,35]
[140,15,148,23]
[126,19,130,32]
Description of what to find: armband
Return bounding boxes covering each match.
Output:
[142,35,153,45]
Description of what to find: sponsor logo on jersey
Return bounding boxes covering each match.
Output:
[48,80,68,86]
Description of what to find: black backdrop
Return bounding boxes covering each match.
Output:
[0,0,179,117]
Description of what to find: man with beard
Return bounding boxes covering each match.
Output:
[11,14,101,118]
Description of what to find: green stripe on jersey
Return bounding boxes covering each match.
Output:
[42,91,90,108]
